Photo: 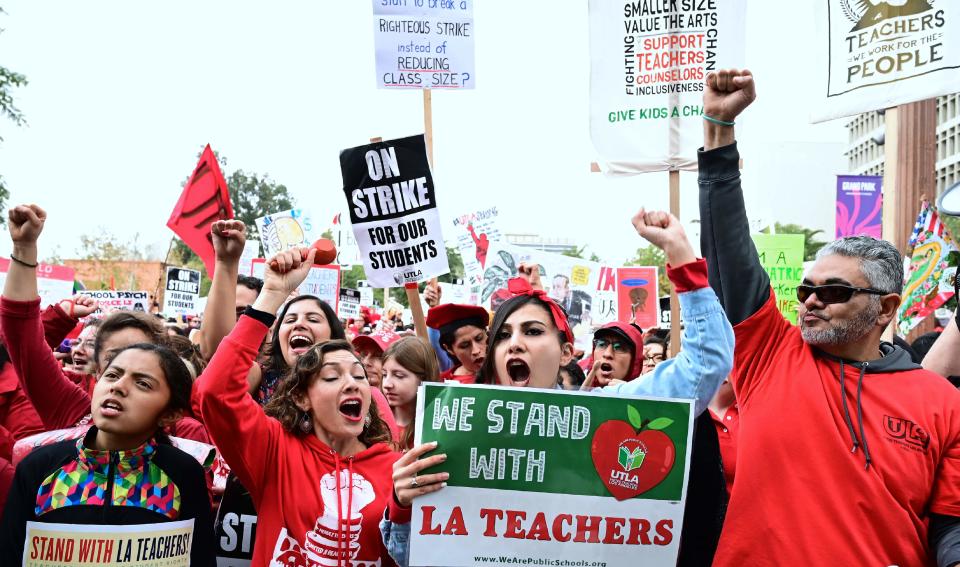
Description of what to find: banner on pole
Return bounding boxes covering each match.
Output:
[588,0,747,173]
[451,206,500,287]
[836,175,883,239]
[339,134,449,287]
[898,201,959,335]
[409,383,693,567]
[372,0,475,90]
[813,2,960,122]
[752,234,805,325]
[617,267,659,329]
[162,267,201,317]
[0,259,75,307]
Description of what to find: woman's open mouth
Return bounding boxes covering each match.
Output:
[506,359,531,387]
[289,334,314,355]
[339,398,363,422]
[100,398,124,418]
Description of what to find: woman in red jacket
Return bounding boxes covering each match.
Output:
[198,247,403,567]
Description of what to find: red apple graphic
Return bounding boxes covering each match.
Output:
[590,407,675,501]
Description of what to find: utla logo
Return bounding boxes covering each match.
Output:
[591,406,675,501]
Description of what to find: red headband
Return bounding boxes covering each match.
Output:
[506,277,575,344]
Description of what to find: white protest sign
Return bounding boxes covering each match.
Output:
[589,0,746,173]
[451,206,500,287]
[339,288,362,320]
[255,208,317,258]
[24,519,193,566]
[358,280,376,307]
[813,2,960,121]
[238,240,261,277]
[251,259,341,315]
[372,0,475,90]
[0,258,75,307]
[339,134,450,287]
[81,291,151,318]
[162,267,201,316]
[410,384,694,567]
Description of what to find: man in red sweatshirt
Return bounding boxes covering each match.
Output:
[699,70,960,566]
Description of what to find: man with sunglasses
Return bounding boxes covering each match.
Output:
[699,69,960,567]
[588,322,645,386]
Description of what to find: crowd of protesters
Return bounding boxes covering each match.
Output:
[0,71,959,567]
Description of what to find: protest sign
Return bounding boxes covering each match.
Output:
[752,234,805,325]
[162,267,201,316]
[81,290,151,318]
[251,260,340,314]
[898,201,959,335]
[214,475,258,567]
[451,206,500,287]
[255,208,317,258]
[339,135,449,287]
[238,240,260,277]
[813,2,960,122]
[836,175,883,239]
[24,519,193,567]
[372,0,475,90]
[617,267,659,329]
[0,259,74,307]
[324,211,365,267]
[167,144,233,276]
[358,280,376,307]
[588,0,746,173]
[481,242,617,337]
[409,383,693,567]
[339,288,362,320]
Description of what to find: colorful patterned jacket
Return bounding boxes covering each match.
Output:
[0,426,215,565]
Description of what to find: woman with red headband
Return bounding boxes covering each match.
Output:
[382,209,735,566]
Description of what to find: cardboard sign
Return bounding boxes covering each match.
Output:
[251,260,341,315]
[588,0,746,173]
[339,135,449,287]
[81,290,151,318]
[410,384,693,567]
[836,175,883,239]
[24,519,193,566]
[167,144,233,276]
[898,202,959,335]
[339,288,362,320]
[617,267,659,329]
[752,234,805,325]
[162,267,201,316]
[451,206,500,287]
[255,208,317,258]
[0,259,75,307]
[372,0,475,90]
[814,2,960,121]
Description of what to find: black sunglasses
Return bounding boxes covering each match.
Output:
[796,283,888,305]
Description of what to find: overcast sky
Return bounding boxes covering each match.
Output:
[0,1,848,267]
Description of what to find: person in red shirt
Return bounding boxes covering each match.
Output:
[425,303,488,384]
[707,378,738,495]
[198,246,403,567]
[352,329,402,388]
[381,336,441,450]
[699,69,960,566]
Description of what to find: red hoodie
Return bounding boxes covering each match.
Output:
[198,315,402,567]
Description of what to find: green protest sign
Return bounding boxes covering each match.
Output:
[410,383,693,567]
[752,234,805,324]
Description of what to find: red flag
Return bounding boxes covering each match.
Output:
[167,145,234,275]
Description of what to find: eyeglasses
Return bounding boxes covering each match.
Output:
[796,283,888,305]
[644,353,665,364]
[593,338,630,353]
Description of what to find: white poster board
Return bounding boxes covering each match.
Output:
[255,208,318,258]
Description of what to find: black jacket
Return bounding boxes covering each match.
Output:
[0,427,215,566]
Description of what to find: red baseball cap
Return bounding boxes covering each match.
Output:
[352,329,402,354]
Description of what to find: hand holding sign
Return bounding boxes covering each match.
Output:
[704,69,756,123]
[263,247,317,297]
[632,209,697,267]
[211,220,248,264]
[393,440,448,507]
[8,204,46,248]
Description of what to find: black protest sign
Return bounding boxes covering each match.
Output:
[339,134,449,287]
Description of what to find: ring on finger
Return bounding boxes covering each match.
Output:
[410,476,420,489]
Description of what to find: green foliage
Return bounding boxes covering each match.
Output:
[79,229,151,262]
[625,245,671,297]
[226,169,295,241]
[437,247,465,284]
[562,245,601,263]
[759,222,827,261]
